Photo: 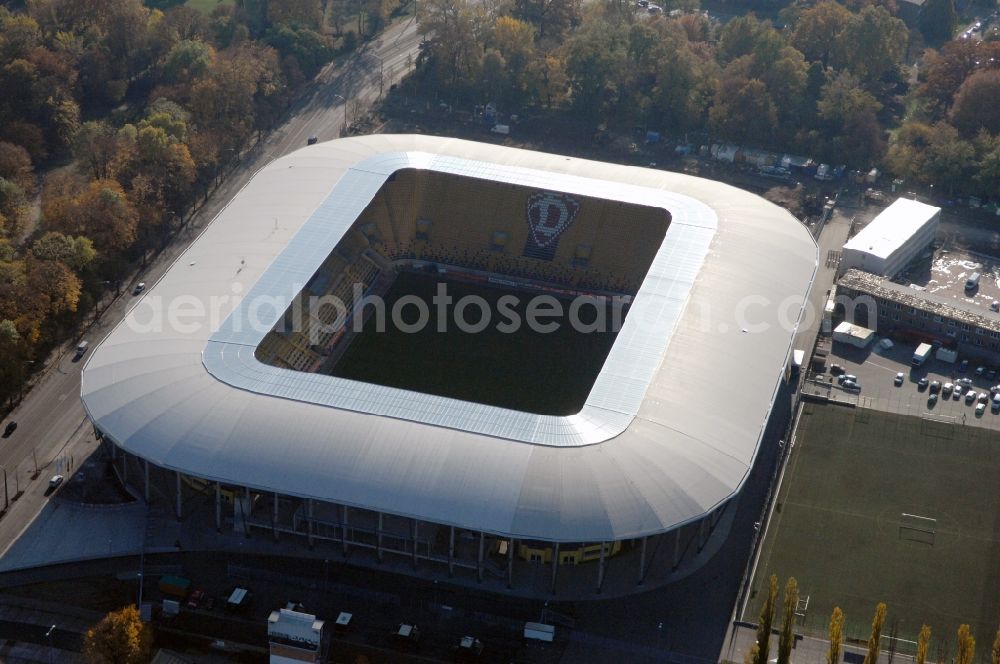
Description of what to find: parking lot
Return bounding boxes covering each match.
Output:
[810,340,1000,431]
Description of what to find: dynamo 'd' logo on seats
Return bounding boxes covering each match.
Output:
[523,191,580,261]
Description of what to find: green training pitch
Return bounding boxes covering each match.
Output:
[183,0,231,14]
[330,271,625,416]
[745,404,1000,649]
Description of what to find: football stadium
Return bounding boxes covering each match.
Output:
[80,135,818,596]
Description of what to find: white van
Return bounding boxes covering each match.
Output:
[965,272,981,291]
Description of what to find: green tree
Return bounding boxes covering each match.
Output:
[792,1,852,66]
[32,232,96,272]
[83,605,152,664]
[777,577,798,664]
[956,625,976,664]
[828,607,845,664]
[835,6,907,84]
[863,603,887,664]
[919,0,957,46]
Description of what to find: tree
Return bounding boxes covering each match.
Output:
[916,625,931,664]
[793,1,852,66]
[709,75,777,144]
[83,605,152,664]
[835,6,907,84]
[777,577,798,664]
[956,625,976,664]
[717,14,769,64]
[32,232,96,272]
[0,141,34,193]
[753,574,779,664]
[991,626,1000,664]
[863,603,887,664]
[951,70,1000,137]
[162,39,215,84]
[42,176,139,252]
[828,607,845,664]
[919,0,957,47]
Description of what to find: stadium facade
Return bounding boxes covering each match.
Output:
[81,135,817,596]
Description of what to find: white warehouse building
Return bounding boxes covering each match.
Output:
[840,197,941,278]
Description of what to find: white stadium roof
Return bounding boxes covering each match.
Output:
[81,135,817,543]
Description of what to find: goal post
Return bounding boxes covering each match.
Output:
[899,513,936,545]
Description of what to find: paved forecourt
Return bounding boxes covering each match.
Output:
[745,403,1000,650]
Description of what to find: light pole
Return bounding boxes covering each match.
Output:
[45,624,56,664]
[333,93,347,136]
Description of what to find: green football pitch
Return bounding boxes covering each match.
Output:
[330,271,624,416]
[745,404,1000,650]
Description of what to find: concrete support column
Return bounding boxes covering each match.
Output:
[477,532,485,583]
[341,505,349,555]
[175,471,182,520]
[307,499,314,549]
[672,526,682,571]
[550,542,560,595]
[638,536,648,585]
[448,526,455,577]
[411,519,419,570]
[244,487,252,539]
[215,482,222,532]
[272,492,279,541]
[507,538,515,589]
[596,542,607,594]
[376,512,383,563]
[143,459,150,504]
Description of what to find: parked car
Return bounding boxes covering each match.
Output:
[992,394,1000,411]
[928,393,939,405]
[918,377,929,390]
[930,380,941,394]
[307,136,318,145]
[976,366,987,376]
[829,364,846,376]
[943,382,954,395]
[894,372,905,386]
[957,377,974,388]
[980,392,990,404]
[966,390,978,404]
[959,360,970,372]
[132,282,145,295]
[2,421,15,438]
[48,474,63,490]
[953,386,963,399]
[977,402,987,416]
[842,380,861,391]
[838,374,858,385]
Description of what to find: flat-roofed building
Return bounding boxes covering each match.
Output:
[841,198,941,278]
[268,609,325,664]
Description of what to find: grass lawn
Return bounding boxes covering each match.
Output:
[184,0,231,14]
[745,404,1000,652]
[330,271,622,415]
